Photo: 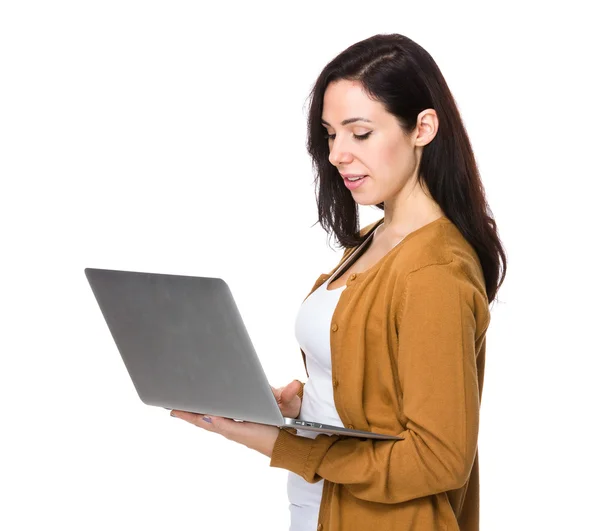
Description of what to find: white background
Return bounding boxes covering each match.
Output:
[1,1,599,529]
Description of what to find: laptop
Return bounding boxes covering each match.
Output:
[84,268,403,440]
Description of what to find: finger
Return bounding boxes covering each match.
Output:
[202,415,249,441]
[208,416,238,437]
[271,386,283,402]
[281,380,301,403]
[171,411,241,441]
[171,410,216,430]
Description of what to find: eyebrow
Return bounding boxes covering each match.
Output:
[321,117,373,126]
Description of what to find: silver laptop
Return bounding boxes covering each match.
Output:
[85,268,402,440]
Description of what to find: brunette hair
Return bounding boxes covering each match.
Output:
[306,33,507,302]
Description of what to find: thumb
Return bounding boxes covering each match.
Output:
[270,385,282,402]
[281,380,302,403]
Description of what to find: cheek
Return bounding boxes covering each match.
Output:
[380,144,399,165]
[363,140,395,173]
[371,142,406,178]
[383,142,415,176]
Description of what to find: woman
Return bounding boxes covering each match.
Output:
[172,33,507,531]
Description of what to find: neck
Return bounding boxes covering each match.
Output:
[380,180,444,239]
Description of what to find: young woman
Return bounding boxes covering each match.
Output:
[172,33,507,531]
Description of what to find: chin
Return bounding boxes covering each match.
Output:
[352,195,382,207]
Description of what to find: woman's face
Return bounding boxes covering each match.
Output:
[321,79,424,206]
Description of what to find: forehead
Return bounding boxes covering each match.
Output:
[322,80,385,124]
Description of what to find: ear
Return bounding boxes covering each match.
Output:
[413,109,439,147]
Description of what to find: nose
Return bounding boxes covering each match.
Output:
[328,138,354,167]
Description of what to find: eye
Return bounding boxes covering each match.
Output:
[324,132,372,141]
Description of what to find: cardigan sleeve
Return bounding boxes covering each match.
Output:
[295,379,305,400]
[270,262,487,504]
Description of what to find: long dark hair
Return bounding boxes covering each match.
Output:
[306,33,507,303]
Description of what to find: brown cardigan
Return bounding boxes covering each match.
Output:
[270,216,490,531]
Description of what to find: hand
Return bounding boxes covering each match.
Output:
[270,379,303,419]
[170,411,280,458]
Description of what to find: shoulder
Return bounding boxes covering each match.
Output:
[384,218,490,326]
[391,217,486,291]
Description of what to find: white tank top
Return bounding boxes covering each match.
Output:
[287,230,377,531]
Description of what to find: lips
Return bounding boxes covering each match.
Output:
[343,175,368,190]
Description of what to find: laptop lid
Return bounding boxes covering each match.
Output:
[84,268,286,426]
